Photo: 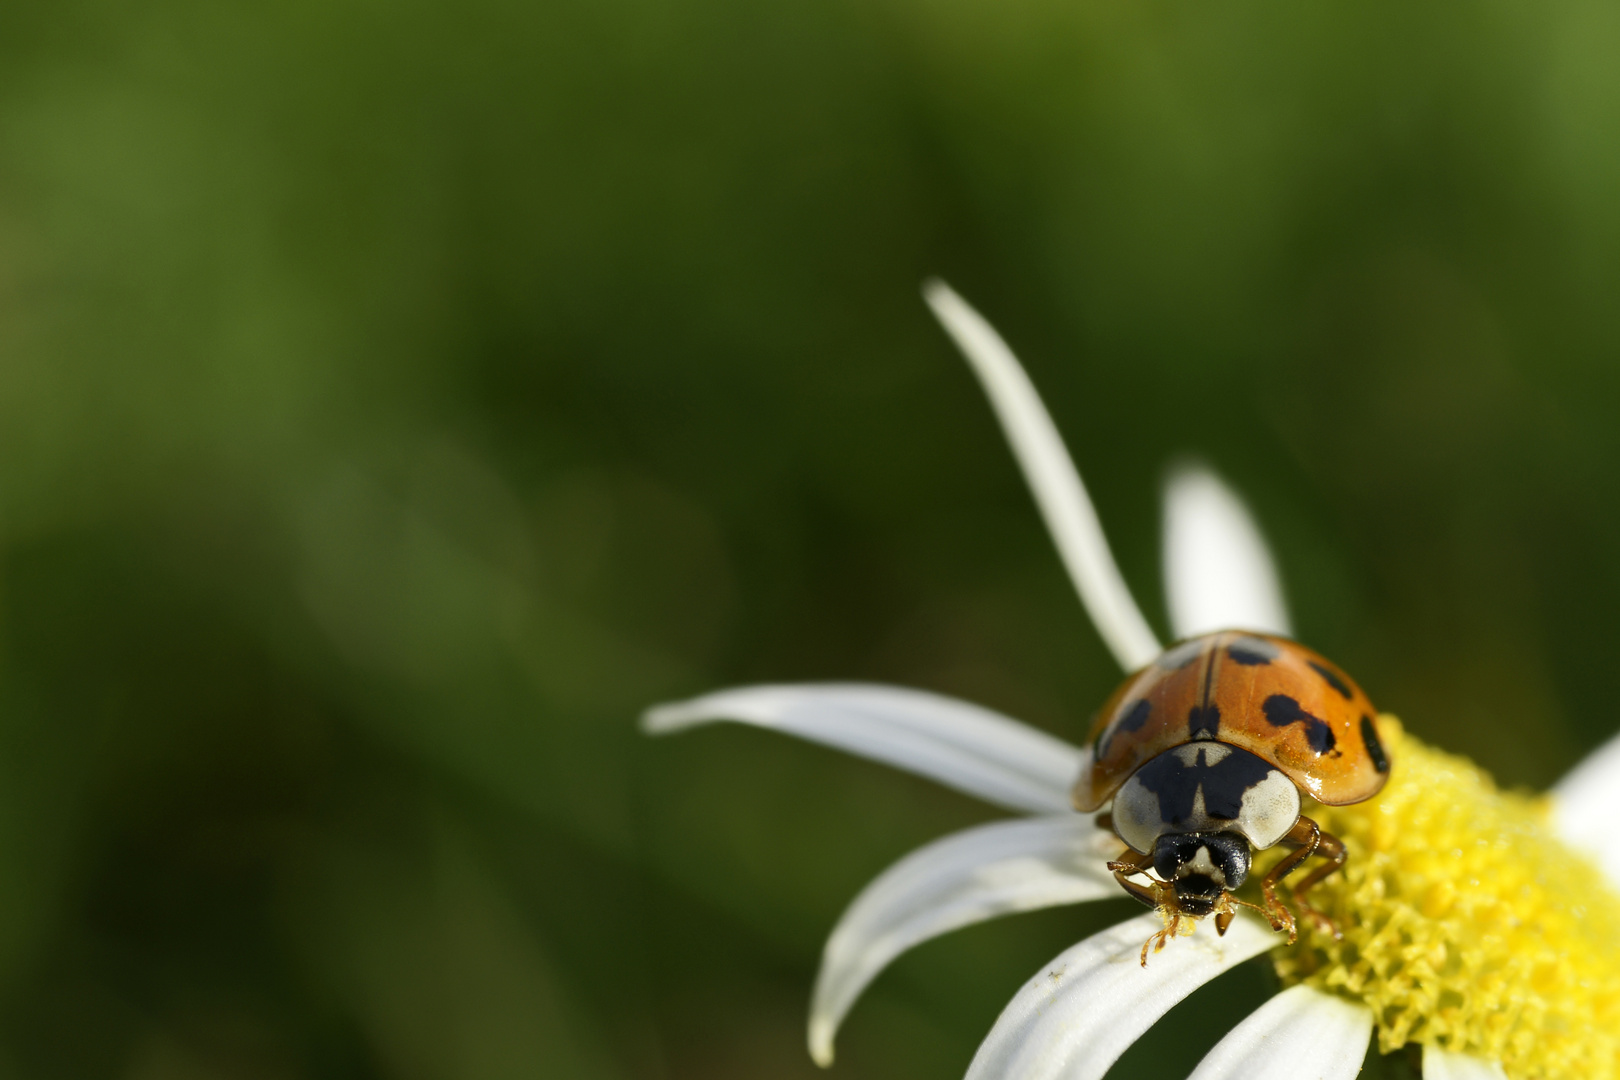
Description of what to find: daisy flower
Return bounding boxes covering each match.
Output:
[644,281,1620,1080]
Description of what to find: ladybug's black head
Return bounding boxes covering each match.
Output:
[1151,832,1251,917]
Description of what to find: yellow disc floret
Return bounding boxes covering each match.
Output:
[1268,718,1620,1080]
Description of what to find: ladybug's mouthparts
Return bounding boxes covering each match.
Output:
[1171,887,1218,917]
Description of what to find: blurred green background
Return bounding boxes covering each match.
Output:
[1,0,1618,1076]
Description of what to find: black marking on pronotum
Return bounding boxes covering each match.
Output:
[1188,704,1221,740]
[1098,698,1152,758]
[1133,744,1276,824]
[1361,714,1389,773]
[1308,660,1354,700]
[1158,639,1204,670]
[1262,694,1336,754]
[1226,636,1280,666]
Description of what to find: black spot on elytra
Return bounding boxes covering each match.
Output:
[1308,660,1353,700]
[1134,744,1277,824]
[1158,639,1204,670]
[1188,704,1221,740]
[1361,715,1389,773]
[1097,698,1152,758]
[1262,694,1336,754]
[1226,636,1280,666]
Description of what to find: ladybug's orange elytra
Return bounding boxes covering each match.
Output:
[1075,631,1389,812]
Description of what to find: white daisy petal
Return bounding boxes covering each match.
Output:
[810,814,1118,1066]
[922,279,1161,673]
[1549,728,1620,886]
[965,912,1277,1080]
[1422,1046,1510,1080]
[1186,984,1371,1080]
[642,683,1084,814]
[1162,462,1291,641]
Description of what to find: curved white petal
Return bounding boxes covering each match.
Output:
[643,683,1084,814]
[922,280,1161,673]
[1550,728,1620,888]
[1186,984,1371,1080]
[965,912,1277,1080]
[1162,463,1291,641]
[1422,1046,1509,1080]
[810,814,1118,1066]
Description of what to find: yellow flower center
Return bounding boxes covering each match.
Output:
[1266,719,1620,1080]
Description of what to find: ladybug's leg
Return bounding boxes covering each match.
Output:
[1106,846,1152,876]
[1258,817,1325,944]
[1139,914,1180,968]
[1106,848,1186,966]
[1288,827,1346,940]
[1106,847,1163,910]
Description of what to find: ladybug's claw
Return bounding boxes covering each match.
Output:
[1266,902,1299,945]
[1139,928,1168,967]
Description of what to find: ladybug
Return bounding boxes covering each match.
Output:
[1072,630,1390,962]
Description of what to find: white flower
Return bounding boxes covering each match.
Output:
[644,281,1615,1080]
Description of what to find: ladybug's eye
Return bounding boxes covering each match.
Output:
[1201,832,1251,890]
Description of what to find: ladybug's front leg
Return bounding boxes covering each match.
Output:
[1289,827,1346,940]
[1260,815,1347,943]
[1258,818,1321,944]
[1106,847,1163,910]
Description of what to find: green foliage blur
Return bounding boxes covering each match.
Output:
[1,0,1617,1076]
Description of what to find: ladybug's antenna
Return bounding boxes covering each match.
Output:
[923,279,1161,673]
